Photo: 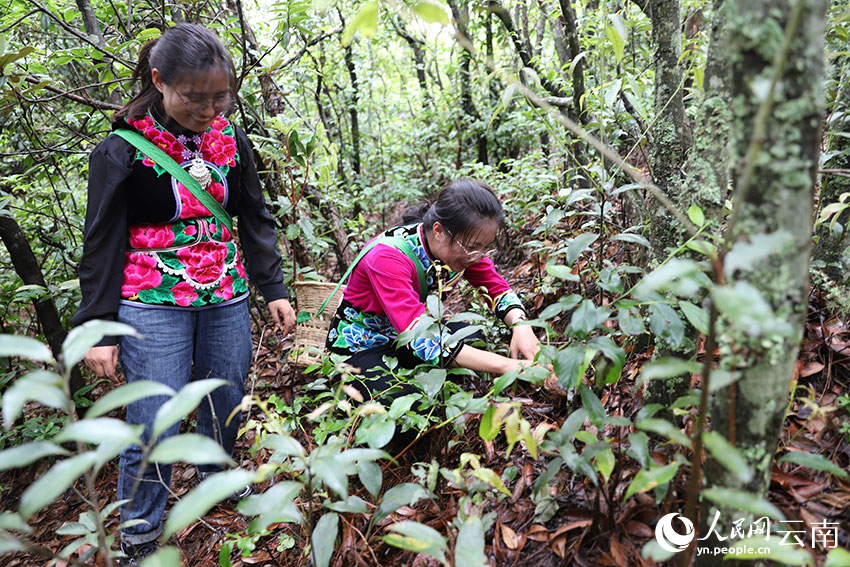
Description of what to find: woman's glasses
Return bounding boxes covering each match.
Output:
[448,230,497,260]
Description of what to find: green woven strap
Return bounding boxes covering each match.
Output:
[314,236,428,318]
[112,128,234,235]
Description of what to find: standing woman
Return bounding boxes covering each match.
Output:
[73,24,295,564]
[326,179,541,403]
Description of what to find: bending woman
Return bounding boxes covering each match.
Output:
[326,179,539,402]
[73,24,295,564]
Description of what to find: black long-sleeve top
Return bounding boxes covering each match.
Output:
[72,112,287,346]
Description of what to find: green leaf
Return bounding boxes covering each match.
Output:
[687,205,705,226]
[826,548,850,567]
[454,516,486,567]
[54,418,142,446]
[579,384,605,428]
[779,451,849,479]
[384,521,448,566]
[545,263,580,282]
[312,454,351,498]
[724,231,794,277]
[702,487,785,520]
[19,453,98,520]
[152,379,228,438]
[417,368,446,399]
[702,432,753,483]
[86,381,176,419]
[0,441,70,471]
[357,460,383,498]
[286,223,300,240]
[641,357,700,382]
[678,300,709,334]
[626,432,650,469]
[389,394,421,420]
[0,533,26,554]
[3,370,66,428]
[479,404,500,441]
[611,233,651,248]
[0,335,53,362]
[372,483,429,526]
[624,462,680,501]
[554,345,584,390]
[587,336,624,384]
[261,434,306,458]
[567,233,598,265]
[237,481,303,531]
[136,28,162,42]
[148,433,234,465]
[412,1,448,25]
[635,418,691,447]
[568,299,609,336]
[140,545,182,567]
[355,413,395,449]
[341,1,379,46]
[723,536,812,565]
[164,469,255,538]
[617,307,645,335]
[633,259,701,299]
[311,512,339,567]
[62,320,138,368]
[648,303,684,350]
[596,448,615,483]
[324,495,369,514]
[605,24,625,63]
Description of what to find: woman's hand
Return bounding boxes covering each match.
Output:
[510,324,540,361]
[83,345,118,378]
[268,298,296,335]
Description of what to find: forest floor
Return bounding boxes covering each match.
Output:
[2,226,850,567]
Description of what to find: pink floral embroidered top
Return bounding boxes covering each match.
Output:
[73,109,287,346]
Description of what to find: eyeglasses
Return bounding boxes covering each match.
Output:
[173,88,232,113]
[447,230,497,260]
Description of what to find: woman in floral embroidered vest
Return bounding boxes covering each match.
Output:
[72,24,295,565]
[326,179,542,404]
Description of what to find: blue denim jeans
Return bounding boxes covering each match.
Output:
[116,299,252,545]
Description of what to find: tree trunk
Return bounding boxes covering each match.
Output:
[699,0,826,562]
[391,16,429,98]
[343,43,362,177]
[0,214,85,400]
[557,0,587,122]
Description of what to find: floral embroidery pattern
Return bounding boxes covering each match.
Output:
[119,115,249,309]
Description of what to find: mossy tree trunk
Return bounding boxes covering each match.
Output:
[813,56,850,286]
[698,0,826,562]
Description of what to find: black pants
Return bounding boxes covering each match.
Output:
[342,321,486,403]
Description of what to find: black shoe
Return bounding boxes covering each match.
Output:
[117,539,159,566]
[196,468,254,504]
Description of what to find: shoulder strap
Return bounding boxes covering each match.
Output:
[315,236,428,318]
[112,128,234,235]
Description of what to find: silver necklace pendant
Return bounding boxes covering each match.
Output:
[188,157,212,189]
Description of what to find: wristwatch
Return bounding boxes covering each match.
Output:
[510,312,528,327]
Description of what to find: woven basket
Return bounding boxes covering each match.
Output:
[288,281,345,369]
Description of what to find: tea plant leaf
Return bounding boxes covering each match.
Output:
[412,1,448,24]
[3,370,66,428]
[86,381,176,419]
[679,300,709,334]
[55,418,142,446]
[417,368,447,399]
[649,303,685,350]
[579,384,605,429]
[19,452,98,520]
[311,512,339,567]
[357,460,383,498]
[139,545,182,567]
[0,334,53,362]
[237,481,303,531]
[702,487,785,520]
[0,441,69,471]
[624,462,680,501]
[454,516,486,567]
[372,483,430,526]
[779,451,849,478]
[641,357,700,382]
[567,233,598,265]
[62,320,138,368]
[152,379,228,438]
[826,548,850,567]
[384,521,448,566]
[702,432,753,483]
[635,418,692,447]
[164,469,255,538]
[324,495,369,513]
[724,536,811,565]
[617,307,645,335]
[148,434,234,466]
[355,413,395,449]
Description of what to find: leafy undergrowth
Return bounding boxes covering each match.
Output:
[2,220,850,567]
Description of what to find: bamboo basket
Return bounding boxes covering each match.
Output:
[288,281,346,369]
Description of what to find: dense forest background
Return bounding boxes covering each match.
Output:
[1,0,850,565]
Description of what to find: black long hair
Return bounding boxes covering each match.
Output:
[114,23,236,120]
[403,179,504,241]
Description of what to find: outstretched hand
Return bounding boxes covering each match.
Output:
[510,323,540,361]
[268,298,296,336]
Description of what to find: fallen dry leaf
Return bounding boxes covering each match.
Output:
[501,524,519,550]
